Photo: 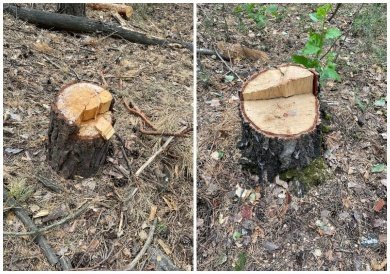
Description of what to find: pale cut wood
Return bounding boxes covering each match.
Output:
[87,3,133,19]
[98,90,113,114]
[243,93,319,137]
[95,115,115,140]
[243,65,314,101]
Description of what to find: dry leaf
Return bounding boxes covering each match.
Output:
[148,205,157,221]
[371,258,387,270]
[139,230,148,241]
[373,199,385,212]
[33,209,50,219]
[34,41,54,53]
[162,196,178,211]
[157,239,172,255]
[89,239,100,251]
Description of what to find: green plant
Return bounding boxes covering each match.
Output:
[234,252,247,271]
[8,178,34,203]
[292,4,342,84]
[234,4,281,29]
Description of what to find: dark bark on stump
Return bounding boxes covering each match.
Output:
[57,4,86,17]
[47,107,110,179]
[238,120,322,183]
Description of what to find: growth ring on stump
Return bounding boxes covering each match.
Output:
[239,64,322,183]
[48,82,115,179]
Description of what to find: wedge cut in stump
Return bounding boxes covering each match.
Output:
[47,82,115,179]
[238,64,322,183]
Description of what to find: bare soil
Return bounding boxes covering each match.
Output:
[3,3,193,271]
[197,3,386,271]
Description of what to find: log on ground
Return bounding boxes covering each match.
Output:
[47,82,115,179]
[4,4,192,50]
[238,64,322,184]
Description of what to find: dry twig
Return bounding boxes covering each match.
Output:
[4,201,90,236]
[213,46,243,82]
[122,219,157,270]
[135,126,188,177]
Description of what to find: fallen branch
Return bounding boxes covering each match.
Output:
[4,4,192,50]
[214,46,243,82]
[135,126,188,177]
[123,219,157,270]
[139,123,192,138]
[36,175,63,193]
[4,201,90,236]
[3,187,71,270]
[123,99,157,130]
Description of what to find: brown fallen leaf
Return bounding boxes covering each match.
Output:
[371,258,387,270]
[148,205,157,221]
[162,196,178,211]
[34,41,54,53]
[373,198,385,212]
[88,239,100,251]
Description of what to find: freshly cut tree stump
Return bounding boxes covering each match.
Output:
[238,64,322,183]
[47,82,115,179]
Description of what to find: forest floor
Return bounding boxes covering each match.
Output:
[197,3,387,271]
[3,4,193,271]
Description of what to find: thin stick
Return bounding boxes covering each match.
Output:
[4,202,90,236]
[123,99,157,130]
[3,187,61,267]
[213,46,243,82]
[123,219,157,270]
[139,123,192,138]
[320,4,363,61]
[135,126,187,177]
[328,3,342,22]
[115,133,132,172]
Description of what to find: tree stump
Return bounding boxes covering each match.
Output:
[47,82,115,179]
[57,4,86,17]
[238,64,322,184]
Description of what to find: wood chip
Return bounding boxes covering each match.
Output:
[157,239,172,255]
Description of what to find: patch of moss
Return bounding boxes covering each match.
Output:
[323,112,332,121]
[280,158,329,188]
[321,124,332,133]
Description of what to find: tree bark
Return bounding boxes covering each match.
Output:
[238,65,322,184]
[57,3,86,17]
[47,83,115,179]
[4,4,192,50]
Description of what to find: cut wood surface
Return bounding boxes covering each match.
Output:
[243,93,318,137]
[238,64,322,183]
[87,3,133,19]
[48,83,115,178]
[242,65,314,100]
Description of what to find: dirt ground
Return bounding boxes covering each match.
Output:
[197,3,387,271]
[3,4,193,271]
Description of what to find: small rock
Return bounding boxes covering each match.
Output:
[360,234,379,248]
[313,249,322,257]
[263,241,279,252]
